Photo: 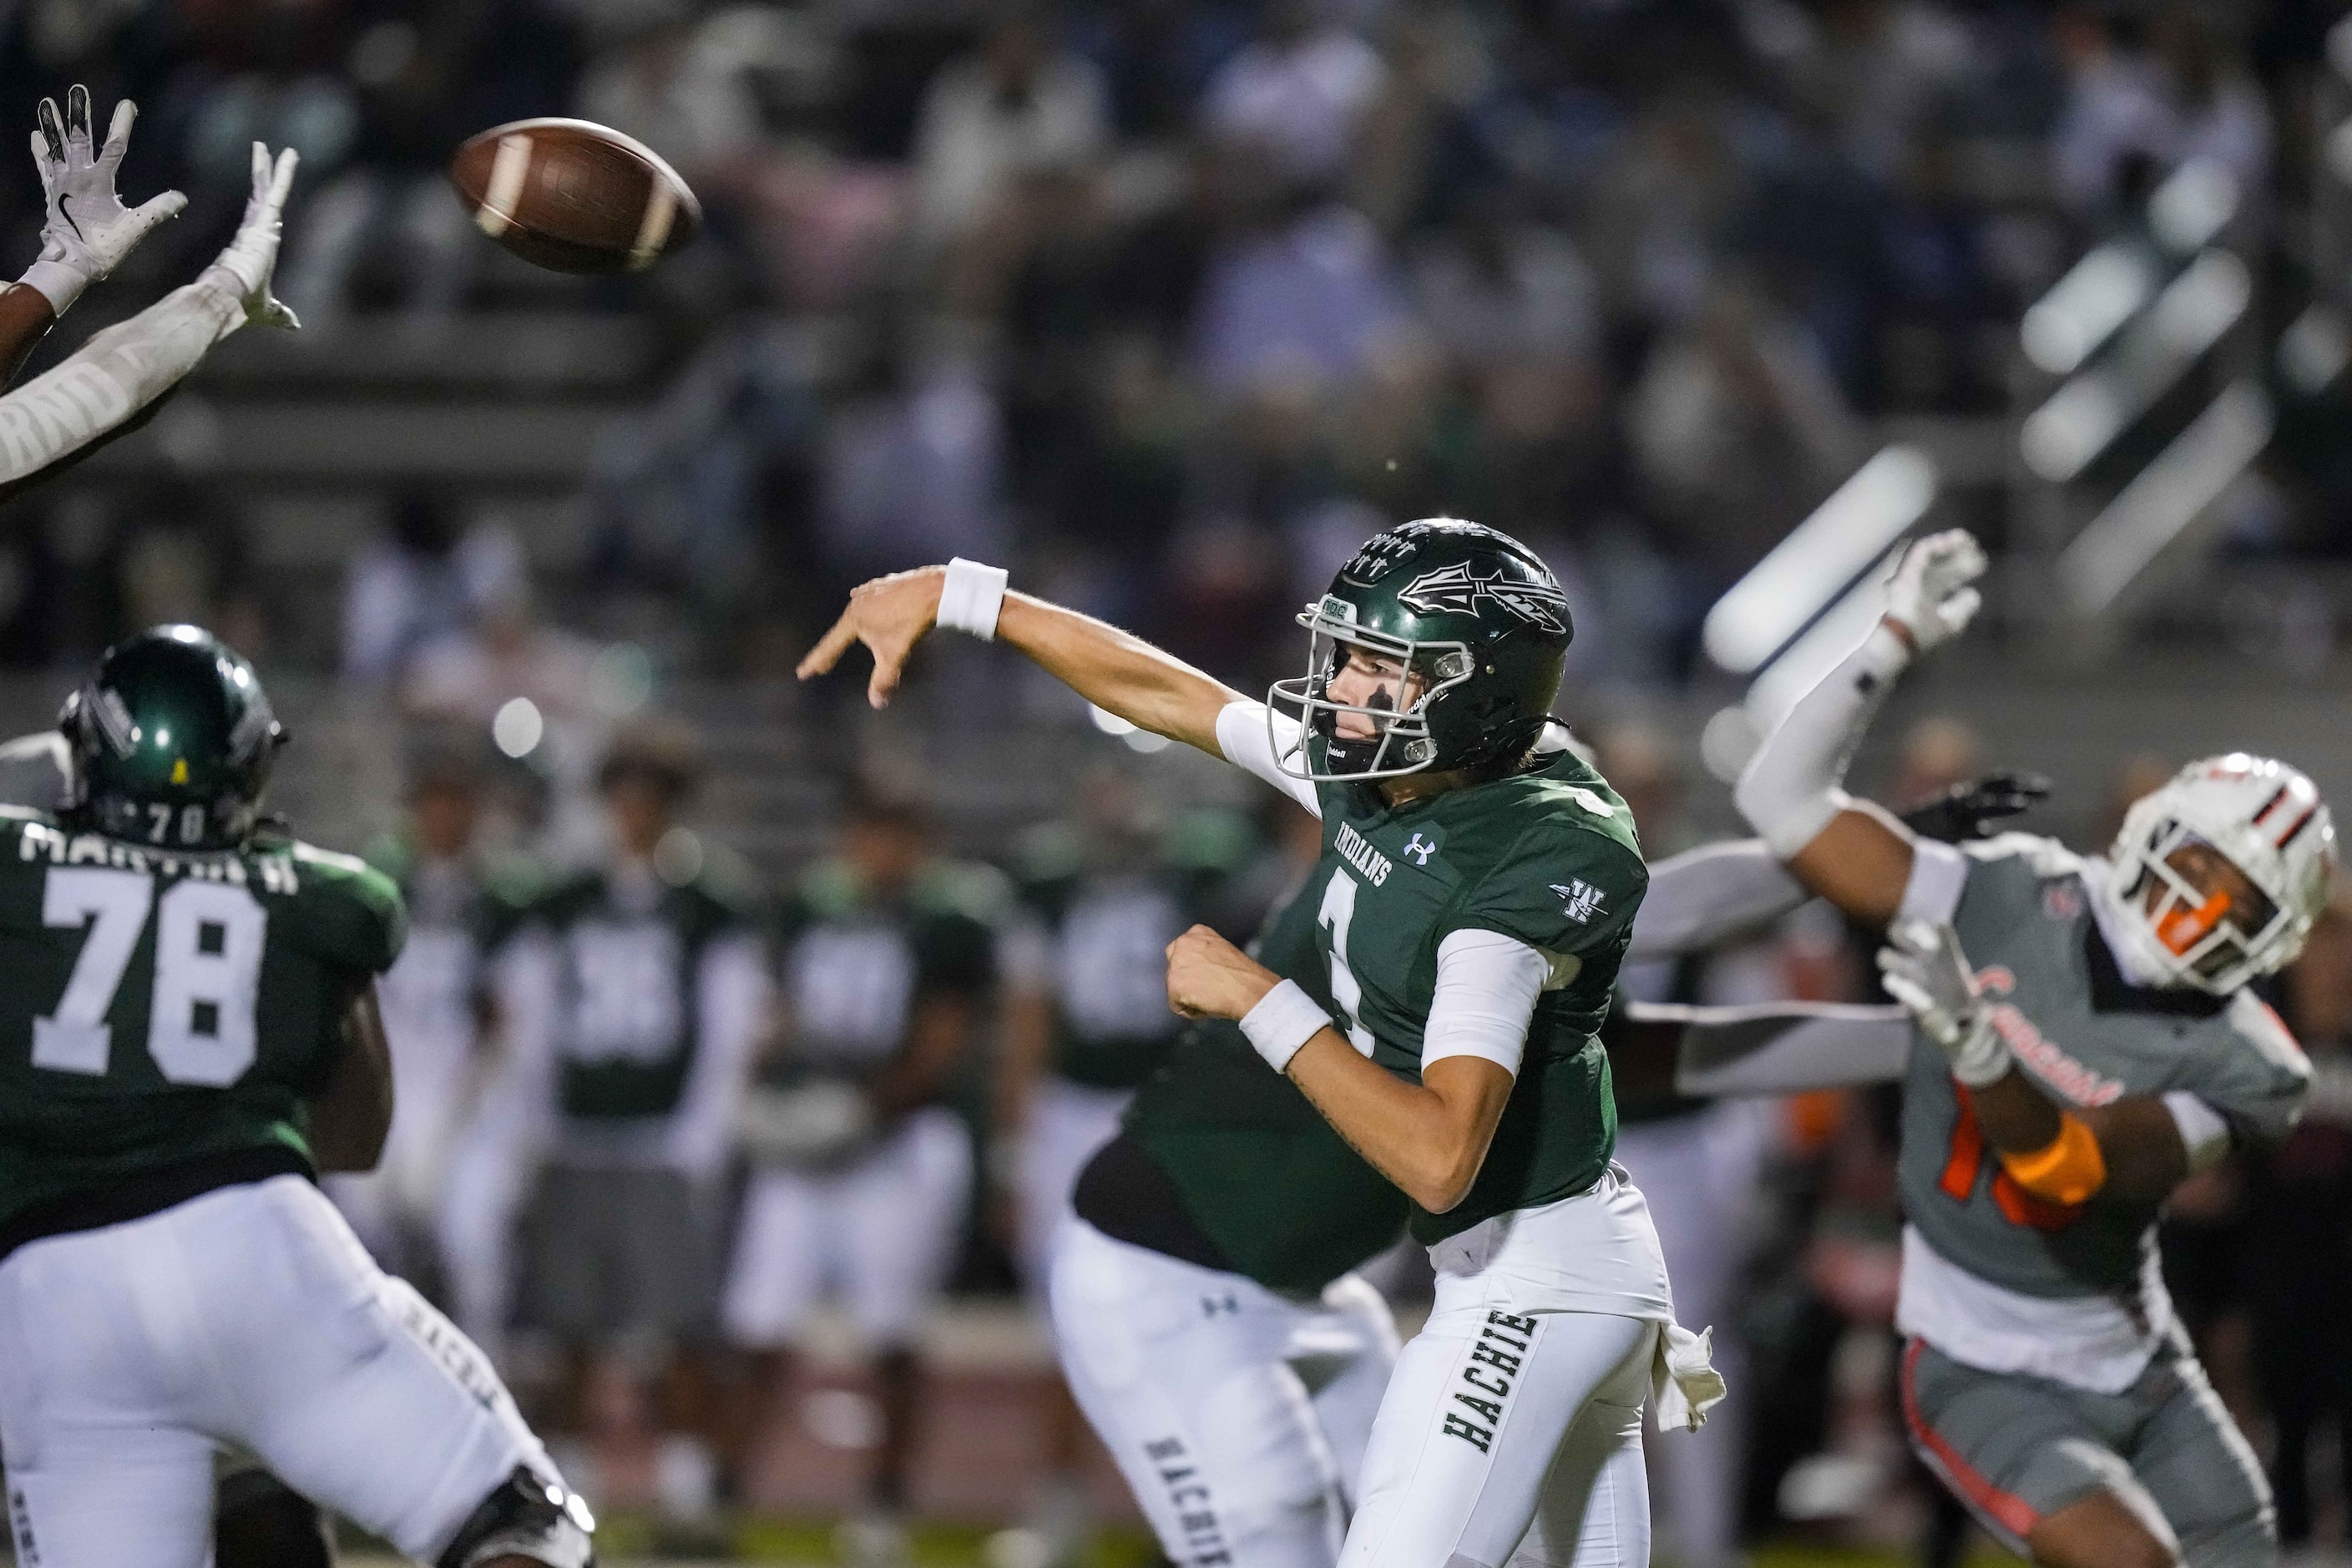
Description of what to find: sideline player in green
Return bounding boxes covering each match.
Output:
[0,625,594,1568]
[802,519,1722,1568]
[1735,529,2331,1568]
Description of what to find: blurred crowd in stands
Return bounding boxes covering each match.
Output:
[0,0,2344,687]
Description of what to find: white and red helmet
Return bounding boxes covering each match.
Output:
[2107,753,2337,994]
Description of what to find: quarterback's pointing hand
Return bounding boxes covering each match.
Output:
[797,565,948,709]
[1166,925,1281,1022]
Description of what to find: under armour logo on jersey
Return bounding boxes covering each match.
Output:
[1550,879,1606,923]
[1402,832,1437,866]
[1397,562,1571,633]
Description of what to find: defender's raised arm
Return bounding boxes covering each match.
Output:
[1733,529,1986,923]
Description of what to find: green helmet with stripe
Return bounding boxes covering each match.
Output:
[1271,518,1573,782]
[58,625,287,850]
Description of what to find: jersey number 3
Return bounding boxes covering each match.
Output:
[33,867,267,1086]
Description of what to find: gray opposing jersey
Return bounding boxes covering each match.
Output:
[1900,834,2307,1302]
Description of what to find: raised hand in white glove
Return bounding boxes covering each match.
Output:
[23,84,188,312]
[1883,529,1986,655]
[1876,919,2011,1087]
[200,143,301,331]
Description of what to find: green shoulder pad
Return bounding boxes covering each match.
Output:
[915,859,1015,926]
[360,828,415,885]
[1449,815,1646,959]
[284,840,409,974]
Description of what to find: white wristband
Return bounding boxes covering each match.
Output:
[18,260,86,315]
[937,558,1009,640]
[1239,979,1335,1075]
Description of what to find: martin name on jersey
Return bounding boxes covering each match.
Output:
[0,806,403,1250]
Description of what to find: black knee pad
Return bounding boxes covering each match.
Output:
[215,1470,335,1568]
[435,1466,595,1568]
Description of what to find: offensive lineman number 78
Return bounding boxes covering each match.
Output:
[32,866,268,1086]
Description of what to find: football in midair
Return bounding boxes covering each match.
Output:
[448,118,701,276]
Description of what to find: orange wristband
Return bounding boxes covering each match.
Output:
[1998,1112,2107,1205]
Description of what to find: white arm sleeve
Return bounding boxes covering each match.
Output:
[1423,928,1551,1078]
[1898,838,1971,925]
[1627,840,1808,961]
[1652,999,1913,1095]
[0,276,243,486]
[1732,622,1912,858]
[666,934,772,1182]
[1216,699,1321,819]
[2162,1090,2233,1172]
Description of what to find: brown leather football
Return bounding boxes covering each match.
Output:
[448,118,701,276]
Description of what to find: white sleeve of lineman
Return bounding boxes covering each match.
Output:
[1421,928,1551,1078]
[1215,699,1322,820]
[1626,839,1809,961]
[0,274,245,485]
[1651,999,1913,1095]
[666,933,772,1183]
[1733,622,1911,858]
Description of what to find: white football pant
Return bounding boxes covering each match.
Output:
[1339,1168,1685,1568]
[1013,1080,1129,1296]
[0,1176,560,1568]
[723,1106,972,1348]
[1050,1216,1400,1568]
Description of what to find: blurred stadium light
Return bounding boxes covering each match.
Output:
[2020,246,2158,377]
[1701,446,1937,675]
[2017,160,2236,377]
[2055,382,2273,619]
[2020,250,2251,483]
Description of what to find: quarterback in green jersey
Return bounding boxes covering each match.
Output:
[805,520,1724,1568]
[1737,530,2333,1568]
[0,626,592,1568]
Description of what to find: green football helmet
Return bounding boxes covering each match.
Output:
[58,625,286,850]
[1272,518,1573,781]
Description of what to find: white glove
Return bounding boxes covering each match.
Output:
[22,84,188,312]
[1883,529,1986,655]
[199,142,301,331]
[1876,919,2011,1087]
[734,1080,876,1166]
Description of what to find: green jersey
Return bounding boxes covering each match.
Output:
[1128,740,1646,1283]
[771,860,999,1090]
[1012,820,1235,1090]
[523,857,759,1121]
[0,808,405,1242]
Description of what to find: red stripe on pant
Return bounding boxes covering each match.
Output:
[1899,1338,2041,1542]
